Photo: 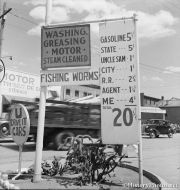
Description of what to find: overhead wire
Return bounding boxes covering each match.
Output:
[140,68,180,89]
[9,11,38,26]
[6,8,180,77]
[7,23,29,32]
[140,63,180,78]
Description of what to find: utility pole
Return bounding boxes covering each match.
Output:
[0,1,12,116]
[0,1,12,58]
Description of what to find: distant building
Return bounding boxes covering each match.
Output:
[140,93,164,107]
[61,86,166,120]
[140,93,166,120]
[61,85,100,100]
[158,97,180,124]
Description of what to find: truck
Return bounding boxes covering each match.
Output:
[0,98,101,149]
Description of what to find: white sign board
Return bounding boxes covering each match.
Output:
[41,68,99,86]
[100,19,140,144]
[10,104,30,146]
[0,69,40,98]
[41,24,91,69]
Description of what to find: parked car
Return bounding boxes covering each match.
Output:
[175,124,180,133]
[142,119,175,138]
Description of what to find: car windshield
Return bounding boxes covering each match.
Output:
[146,120,170,125]
[148,120,159,124]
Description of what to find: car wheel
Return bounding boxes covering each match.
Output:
[168,132,173,138]
[53,131,74,150]
[0,123,10,138]
[149,131,156,138]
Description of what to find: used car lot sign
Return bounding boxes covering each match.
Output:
[10,104,30,145]
[41,24,91,69]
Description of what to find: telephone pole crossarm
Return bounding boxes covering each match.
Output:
[0,8,12,19]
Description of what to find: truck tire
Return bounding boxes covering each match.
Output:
[53,131,74,150]
[0,123,10,138]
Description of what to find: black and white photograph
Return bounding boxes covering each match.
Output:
[0,0,179,189]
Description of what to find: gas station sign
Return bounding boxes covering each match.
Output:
[100,18,140,144]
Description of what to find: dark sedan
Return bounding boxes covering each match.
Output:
[142,119,175,138]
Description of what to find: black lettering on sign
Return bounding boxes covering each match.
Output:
[129,75,136,82]
[15,108,22,119]
[128,44,134,51]
[101,77,113,84]
[112,108,133,127]
[100,33,132,43]
[22,126,26,136]
[102,77,106,84]
[112,108,122,126]
[102,97,114,105]
[116,56,126,62]
[72,71,99,81]
[101,46,116,53]
[123,108,133,126]
[102,87,120,93]
[13,126,26,136]
[101,66,115,73]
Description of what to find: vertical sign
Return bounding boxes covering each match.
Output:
[100,18,140,144]
[10,104,30,146]
[10,104,30,174]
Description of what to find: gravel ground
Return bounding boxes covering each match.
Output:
[7,167,158,190]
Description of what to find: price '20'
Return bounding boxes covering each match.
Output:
[112,108,133,127]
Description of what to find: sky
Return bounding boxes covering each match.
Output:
[1,0,180,99]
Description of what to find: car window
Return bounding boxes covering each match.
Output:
[149,120,154,124]
[154,120,159,124]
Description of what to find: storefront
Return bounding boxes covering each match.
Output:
[0,69,40,115]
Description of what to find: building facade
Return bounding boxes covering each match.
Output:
[0,69,61,116]
[158,97,180,124]
[140,93,164,107]
[61,85,100,100]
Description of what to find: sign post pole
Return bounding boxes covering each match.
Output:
[33,0,51,183]
[18,145,23,174]
[33,86,47,182]
[133,14,143,186]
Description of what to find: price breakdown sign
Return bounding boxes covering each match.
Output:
[100,18,140,144]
